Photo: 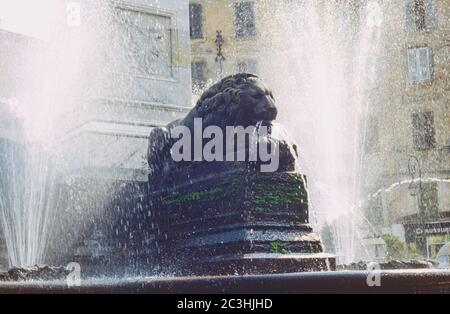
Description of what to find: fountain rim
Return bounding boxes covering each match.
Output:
[0,269,450,294]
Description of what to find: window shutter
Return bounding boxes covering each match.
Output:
[425,0,438,28]
[412,111,436,150]
[407,48,419,82]
[235,2,256,38]
[424,111,436,149]
[189,3,203,39]
[234,3,244,38]
[244,3,256,35]
[418,47,432,81]
[405,0,417,32]
[419,183,439,218]
[407,47,432,82]
[191,61,207,87]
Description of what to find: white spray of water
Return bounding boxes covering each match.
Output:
[0,0,170,267]
[258,0,384,263]
[0,0,101,267]
[0,147,60,266]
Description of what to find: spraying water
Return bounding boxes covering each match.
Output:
[0,0,101,267]
[256,0,384,263]
[0,141,61,266]
[0,0,188,267]
[1,0,433,269]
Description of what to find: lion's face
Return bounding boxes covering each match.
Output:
[188,74,278,129]
[238,78,277,123]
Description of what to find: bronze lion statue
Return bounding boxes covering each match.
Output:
[183,73,277,130]
[147,73,297,177]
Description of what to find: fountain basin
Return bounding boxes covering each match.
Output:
[0,265,69,282]
[0,270,450,294]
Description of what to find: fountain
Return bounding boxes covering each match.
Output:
[0,0,380,274]
[145,73,335,275]
[255,0,385,264]
[0,0,449,294]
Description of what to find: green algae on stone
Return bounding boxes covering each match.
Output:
[160,178,240,206]
[248,173,308,213]
[270,241,292,254]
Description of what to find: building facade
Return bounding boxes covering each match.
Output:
[361,0,450,259]
[188,0,263,91]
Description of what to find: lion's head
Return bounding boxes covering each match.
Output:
[148,74,282,176]
[183,73,277,130]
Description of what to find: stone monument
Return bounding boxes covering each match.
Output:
[56,0,192,181]
[146,74,335,275]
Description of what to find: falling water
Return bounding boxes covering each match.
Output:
[0,0,179,268]
[0,142,60,267]
[0,0,63,267]
[0,0,106,267]
[257,0,384,263]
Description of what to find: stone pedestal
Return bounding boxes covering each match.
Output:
[148,163,335,275]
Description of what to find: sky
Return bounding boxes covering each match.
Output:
[0,0,59,39]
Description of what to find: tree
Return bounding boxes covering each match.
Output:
[381,234,405,260]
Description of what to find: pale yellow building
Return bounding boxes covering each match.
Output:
[189,0,262,91]
[360,0,450,258]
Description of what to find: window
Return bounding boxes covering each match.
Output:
[236,59,258,74]
[191,61,207,88]
[407,47,433,83]
[412,111,436,150]
[419,182,439,219]
[406,0,438,31]
[234,2,256,38]
[189,3,203,39]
